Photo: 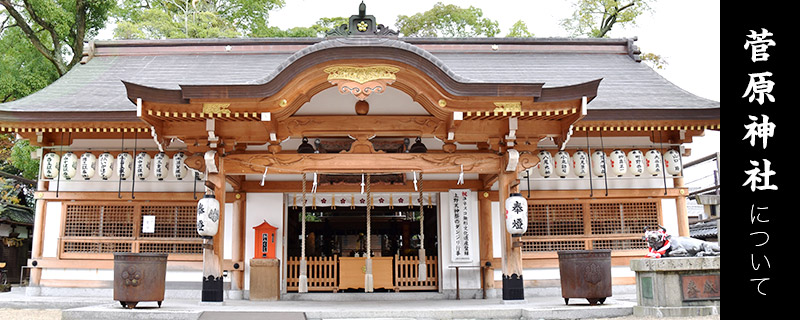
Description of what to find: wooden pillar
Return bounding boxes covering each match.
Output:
[674,177,689,237]
[203,155,225,302]
[478,190,494,291]
[29,177,47,287]
[498,169,524,300]
[231,192,245,291]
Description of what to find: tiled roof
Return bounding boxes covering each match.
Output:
[0,37,719,119]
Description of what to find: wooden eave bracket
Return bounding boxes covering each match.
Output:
[553,96,588,150]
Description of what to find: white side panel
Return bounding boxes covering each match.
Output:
[243,193,284,291]
[42,202,62,258]
[438,191,480,290]
[224,203,233,260]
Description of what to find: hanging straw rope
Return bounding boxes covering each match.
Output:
[365,173,374,292]
[298,172,308,293]
[418,171,427,281]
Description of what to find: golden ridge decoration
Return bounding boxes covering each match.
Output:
[492,102,522,113]
[203,103,232,115]
[324,65,401,101]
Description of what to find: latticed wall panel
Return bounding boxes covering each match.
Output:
[522,199,659,254]
[61,202,202,259]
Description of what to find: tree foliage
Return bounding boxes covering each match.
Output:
[395,2,499,37]
[112,0,286,38]
[0,0,115,76]
[560,0,652,38]
[506,20,534,38]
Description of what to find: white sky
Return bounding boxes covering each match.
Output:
[268,0,721,161]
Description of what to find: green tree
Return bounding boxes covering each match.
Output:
[560,0,653,38]
[112,0,286,38]
[395,2,499,37]
[0,0,115,76]
[506,20,534,38]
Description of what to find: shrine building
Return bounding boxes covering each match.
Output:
[0,7,719,301]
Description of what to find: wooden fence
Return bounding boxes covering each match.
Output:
[285,255,439,292]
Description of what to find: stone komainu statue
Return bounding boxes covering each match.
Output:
[643,226,720,258]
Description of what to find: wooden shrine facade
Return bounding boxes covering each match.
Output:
[0,7,719,296]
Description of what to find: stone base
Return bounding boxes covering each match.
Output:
[630,257,720,316]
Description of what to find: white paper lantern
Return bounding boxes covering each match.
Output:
[41,153,60,179]
[665,149,682,176]
[135,152,152,181]
[609,149,627,177]
[153,152,170,180]
[117,152,133,180]
[645,149,663,176]
[80,152,96,180]
[537,151,553,178]
[572,150,589,178]
[60,152,78,180]
[504,193,528,235]
[627,150,644,177]
[197,193,221,237]
[98,152,115,180]
[554,151,571,178]
[591,150,606,177]
[173,152,188,180]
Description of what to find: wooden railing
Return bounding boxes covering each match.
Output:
[285,255,439,292]
[395,255,438,291]
[286,255,339,292]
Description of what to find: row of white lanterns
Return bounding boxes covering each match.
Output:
[41,151,192,181]
[535,149,682,178]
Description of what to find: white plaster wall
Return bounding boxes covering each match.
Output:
[438,191,480,291]
[224,203,233,260]
[243,193,284,291]
[42,201,62,258]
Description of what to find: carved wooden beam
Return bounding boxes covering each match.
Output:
[222,152,501,174]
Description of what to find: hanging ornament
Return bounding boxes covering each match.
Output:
[153,152,170,180]
[572,150,589,178]
[42,152,60,179]
[591,150,606,177]
[60,152,78,180]
[98,152,115,180]
[537,150,553,178]
[173,152,188,180]
[196,191,220,237]
[627,150,645,177]
[117,152,133,180]
[135,152,152,181]
[80,152,97,180]
[609,149,627,177]
[554,151,571,178]
[504,193,528,235]
[665,149,682,176]
[645,149,663,176]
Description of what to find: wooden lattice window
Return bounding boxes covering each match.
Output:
[521,199,659,254]
[61,202,202,260]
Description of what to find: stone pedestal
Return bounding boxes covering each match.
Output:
[630,257,720,317]
[249,259,280,300]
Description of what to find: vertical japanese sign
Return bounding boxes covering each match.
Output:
[449,189,473,262]
[734,17,784,304]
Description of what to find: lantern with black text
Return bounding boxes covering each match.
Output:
[609,149,627,177]
[645,149,663,176]
[537,151,553,178]
[42,152,59,179]
[196,193,220,238]
[60,151,78,180]
[573,150,589,178]
[173,152,188,180]
[665,149,682,176]
[253,221,278,259]
[505,193,528,235]
[153,152,169,180]
[627,150,644,176]
[591,150,606,177]
[80,152,96,180]
[135,152,152,181]
[554,151,571,178]
[98,152,114,180]
[117,152,133,180]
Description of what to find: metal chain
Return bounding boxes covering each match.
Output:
[301,172,306,260]
[366,173,371,257]
[419,172,424,248]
